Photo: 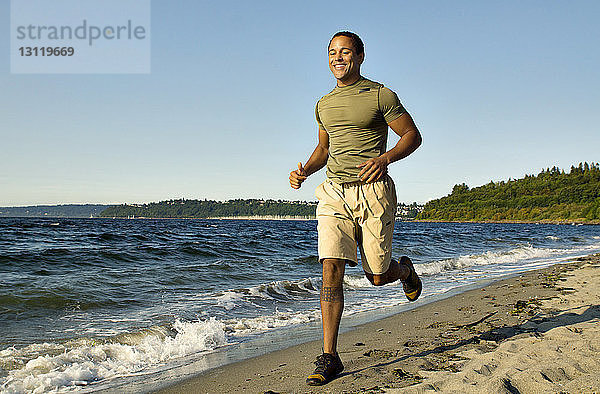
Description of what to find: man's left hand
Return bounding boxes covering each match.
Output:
[357,156,388,183]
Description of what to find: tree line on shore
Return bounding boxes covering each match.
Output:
[417,162,600,223]
[99,199,424,220]
[99,199,318,218]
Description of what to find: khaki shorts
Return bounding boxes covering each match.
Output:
[315,175,397,275]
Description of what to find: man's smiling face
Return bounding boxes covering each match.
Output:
[328,35,364,86]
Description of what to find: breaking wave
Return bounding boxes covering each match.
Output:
[418,244,565,276]
[0,318,226,393]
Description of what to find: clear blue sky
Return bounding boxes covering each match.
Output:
[2,1,599,206]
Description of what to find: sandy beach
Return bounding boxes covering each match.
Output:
[155,254,600,393]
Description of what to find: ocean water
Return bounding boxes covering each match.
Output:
[1,218,599,393]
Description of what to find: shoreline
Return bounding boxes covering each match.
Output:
[94,216,317,221]
[152,254,600,393]
[3,216,598,224]
[414,219,600,225]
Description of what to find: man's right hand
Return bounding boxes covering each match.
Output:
[289,162,307,189]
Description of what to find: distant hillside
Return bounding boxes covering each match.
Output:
[99,199,318,218]
[100,199,423,220]
[0,204,110,218]
[418,162,600,223]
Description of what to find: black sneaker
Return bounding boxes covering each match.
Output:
[306,352,344,386]
[399,256,422,302]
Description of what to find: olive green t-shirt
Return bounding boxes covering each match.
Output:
[315,77,406,183]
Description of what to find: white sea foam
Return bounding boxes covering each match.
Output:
[258,278,320,299]
[212,274,373,313]
[0,318,226,393]
[343,275,372,288]
[417,244,563,276]
[196,274,379,336]
[223,309,320,336]
[215,292,242,311]
[204,277,321,309]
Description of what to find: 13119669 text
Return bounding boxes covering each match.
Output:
[19,47,75,56]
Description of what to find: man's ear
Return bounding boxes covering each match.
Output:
[359,52,365,65]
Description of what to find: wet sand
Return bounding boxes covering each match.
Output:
[155,254,600,393]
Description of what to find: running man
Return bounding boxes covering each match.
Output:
[289,31,423,386]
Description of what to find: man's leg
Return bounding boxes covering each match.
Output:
[365,256,423,301]
[309,180,353,385]
[306,258,346,386]
[321,258,346,354]
[364,258,410,286]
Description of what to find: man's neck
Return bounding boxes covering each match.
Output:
[336,74,361,87]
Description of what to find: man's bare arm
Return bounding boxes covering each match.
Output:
[357,113,422,183]
[290,128,329,189]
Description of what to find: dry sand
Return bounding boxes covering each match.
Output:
[156,254,600,394]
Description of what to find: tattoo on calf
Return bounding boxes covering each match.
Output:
[320,286,343,302]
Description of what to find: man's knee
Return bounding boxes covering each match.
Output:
[322,258,345,282]
[366,273,386,286]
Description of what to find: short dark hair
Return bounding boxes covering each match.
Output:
[328,31,364,55]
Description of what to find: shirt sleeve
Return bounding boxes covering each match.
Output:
[378,86,406,124]
[315,101,325,130]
